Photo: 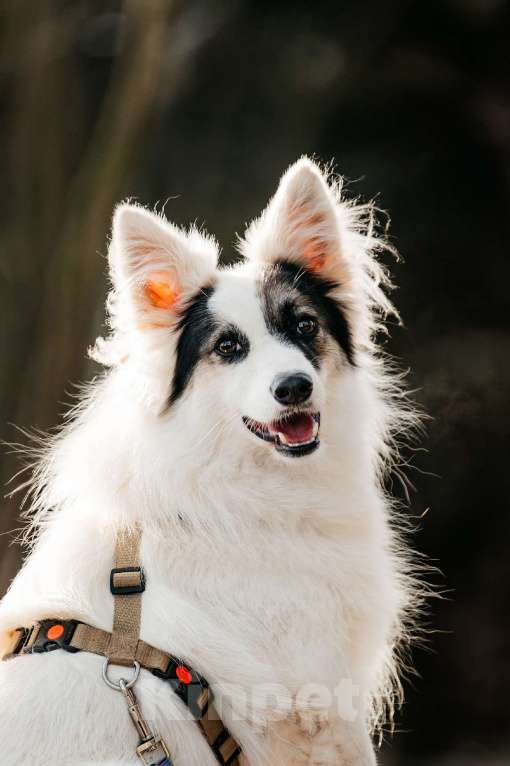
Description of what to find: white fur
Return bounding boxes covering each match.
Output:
[0,158,421,765]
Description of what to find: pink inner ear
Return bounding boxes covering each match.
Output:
[302,237,329,272]
[144,271,179,310]
[289,202,330,272]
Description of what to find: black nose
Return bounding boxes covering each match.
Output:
[271,373,313,405]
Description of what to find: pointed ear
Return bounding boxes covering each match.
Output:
[244,158,351,285]
[109,204,218,330]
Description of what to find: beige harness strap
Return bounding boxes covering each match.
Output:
[107,525,143,667]
[134,640,171,674]
[0,525,243,765]
[71,623,110,655]
[68,625,169,675]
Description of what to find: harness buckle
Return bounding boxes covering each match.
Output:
[151,656,178,682]
[31,619,81,654]
[152,659,209,720]
[110,566,146,595]
[4,626,32,658]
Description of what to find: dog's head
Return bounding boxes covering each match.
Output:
[95,158,382,465]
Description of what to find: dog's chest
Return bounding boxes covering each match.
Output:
[144,529,371,686]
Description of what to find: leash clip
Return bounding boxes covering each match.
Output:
[102,665,173,765]
[119,679,173,766]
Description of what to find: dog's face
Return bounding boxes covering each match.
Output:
[103,159,362,463]
[170,258,354,458]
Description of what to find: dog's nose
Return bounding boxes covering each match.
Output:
[271,373,313,405]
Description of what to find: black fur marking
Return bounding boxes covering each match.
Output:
[169,287,250,405]
[170,286,216,404]
[259,260,355,366]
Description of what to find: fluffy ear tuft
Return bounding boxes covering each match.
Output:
[243,158,351,285]
[109,204,218,331]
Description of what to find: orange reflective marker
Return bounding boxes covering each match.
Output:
[175,664,192,685]
[46,624,65,641]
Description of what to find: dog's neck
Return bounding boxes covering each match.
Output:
[1,370,384,635]
[31,368,380,544]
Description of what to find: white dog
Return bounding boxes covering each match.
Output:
[0,158,421,765]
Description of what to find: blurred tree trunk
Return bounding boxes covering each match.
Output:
[0,0,175,595]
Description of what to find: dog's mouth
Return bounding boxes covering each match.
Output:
[242,412,320,457]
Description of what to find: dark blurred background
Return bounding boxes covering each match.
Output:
[1,1,509,763]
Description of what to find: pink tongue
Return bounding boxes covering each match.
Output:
[270,413,314,444]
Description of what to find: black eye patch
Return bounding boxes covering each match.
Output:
[268,300,322,367]
[259,260,355,367]
[169,288,250,405]
[170,286,216,405]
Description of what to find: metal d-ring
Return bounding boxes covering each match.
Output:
[102,658,140,691]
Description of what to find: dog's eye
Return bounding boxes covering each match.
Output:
[215,337,243,357]
[296,317,318,337]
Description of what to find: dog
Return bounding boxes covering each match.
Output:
[0,158,421,765]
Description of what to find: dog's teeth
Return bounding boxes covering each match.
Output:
[276,432,316,448]
[276,419,319,448]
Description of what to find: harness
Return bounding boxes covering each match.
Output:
[0,526,242,766]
